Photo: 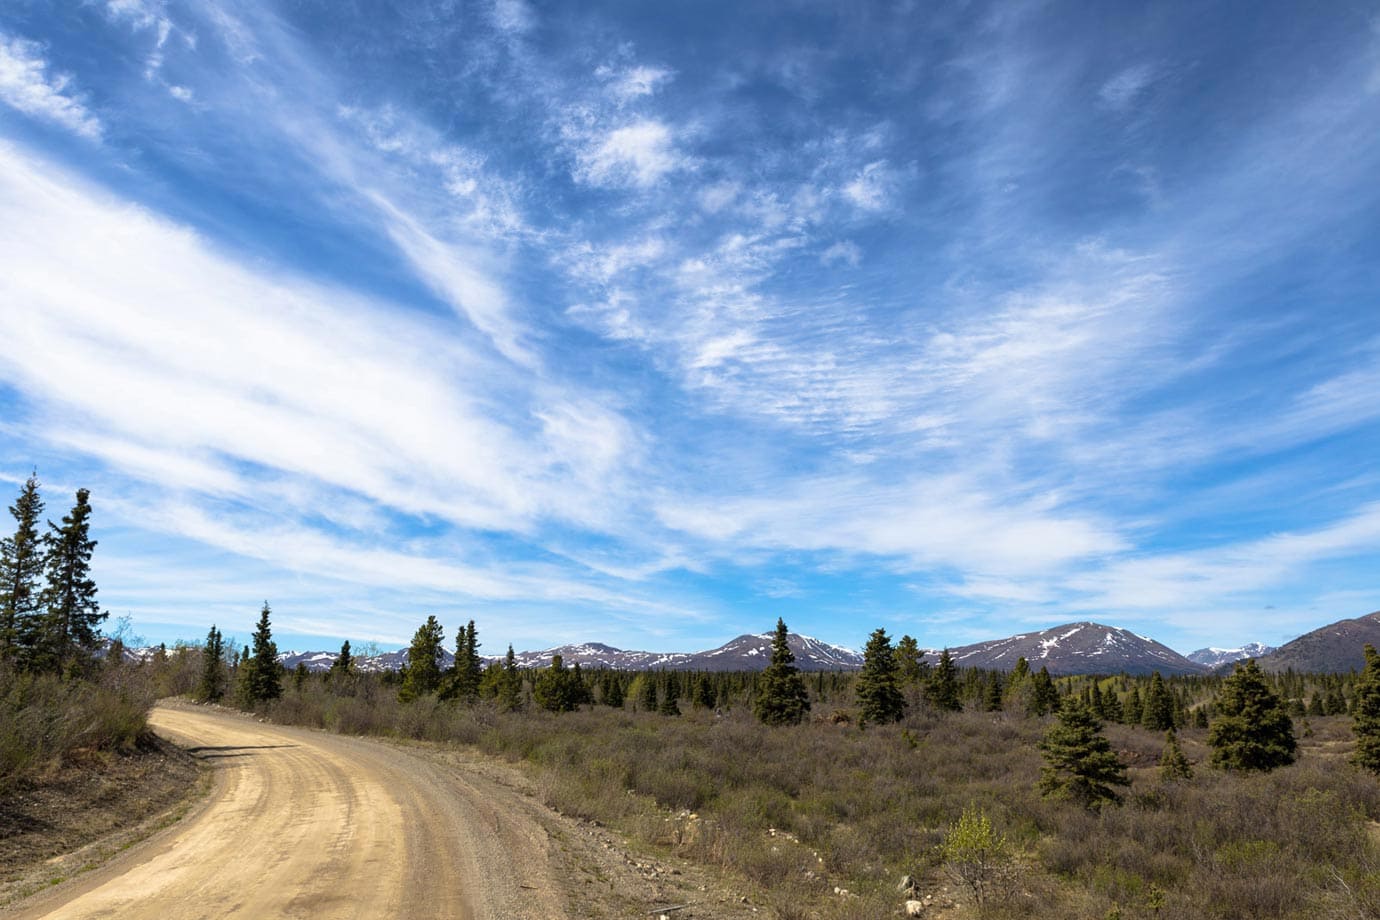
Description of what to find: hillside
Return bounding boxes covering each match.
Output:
[1257,611,1380,673]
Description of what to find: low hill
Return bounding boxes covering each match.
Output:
[1256,611,1380,673]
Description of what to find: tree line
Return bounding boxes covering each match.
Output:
[0,473,105,676]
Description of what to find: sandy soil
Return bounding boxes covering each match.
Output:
[4,701,764,920]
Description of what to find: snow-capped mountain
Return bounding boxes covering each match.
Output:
[1186,643,1275,669]
[945,621,1208,676]
[274,633,862,673]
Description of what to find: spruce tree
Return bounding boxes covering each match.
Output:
[399,615,445,702]
[499,644,522,711]
[753,618,810,726]
[1207,659,1295,771]
[1038,697,1129,810]
[1141,672,1176,731]
[1159,729,1193,782]
[983,671,1004,712]
[693,673,716,709]
[197,624,226,702]
[856,627,906,725]
[37,488,104,672]
[0,474,45,667]
[895,635,926,686]
[242,602,283,707]
[459,620,482,698]
[927,648,961,712]
[1352,644,1380,774]
[330,640,353,677]
[533,654,581,712]
[1029,666,1060,716]
[605,671,626,708]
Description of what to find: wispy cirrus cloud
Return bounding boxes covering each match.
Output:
[0,35,102,139]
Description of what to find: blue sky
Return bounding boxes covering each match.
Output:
[0,0,1377,656]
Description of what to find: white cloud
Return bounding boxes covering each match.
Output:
[168,84,193,102]
[492,0,535,35]
[1099,63,1158,111]
[842,160,895,211]
[0,35,103,139]
[820,240,862,267]
[599,64,673,103]
[574,119,690,188]
[0,141,629,540]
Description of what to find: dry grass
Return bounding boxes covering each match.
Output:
[258,678,1380,919]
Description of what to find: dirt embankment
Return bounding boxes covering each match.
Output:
[2,702,763,920]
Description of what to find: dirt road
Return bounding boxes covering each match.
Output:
[8,702,568,920]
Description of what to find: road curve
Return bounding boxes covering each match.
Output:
[8,702,566,920]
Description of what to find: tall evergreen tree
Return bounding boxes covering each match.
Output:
[927,649,961,712]
[37,488,104,671]
[753,618,810,726]
[895,635,927,686]
[499,644,523,711]
[856,627,906,725]
[1038,698,1129,810]
[197,624,226,703]
[242,602,283,707]
[983,671,1004,712]
[605,672,627,708]
[693,673,716,709]
[1207,659,1296,772]
[533,654,582,712]
[399,615,445,702]
[0,474,45,666]
[1029,666,1060,717]
[1141,671,1176,731]
[329,640,353,678]
[1352,644,1380,774]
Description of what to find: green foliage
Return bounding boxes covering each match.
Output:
[1158,729,1193,782]
[196,624,225,703]
[442,619,482,701]
[927,648,961,712]
[1208,659,1296,772]
[399,615,445,703]
[1141,672,1176,731]
[241,602,283,707]
[1352,644,1380,774]
[1029,666,1060,717]
[329,640,352,678]
[0,474,45,668]
[498,644,523,711]
[895,634,926,686]
[36,488,104,673]
[939,803,1011,916]
[753,618,810,726]
[1038,698,1129,810]
[855,627,905,725]
[983,671,1004,712]
[532,654,584,712]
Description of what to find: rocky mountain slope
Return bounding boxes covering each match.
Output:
[1256,611,1380,673]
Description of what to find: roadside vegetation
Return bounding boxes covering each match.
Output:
[0,473,159,794]
[185,606,1380,920]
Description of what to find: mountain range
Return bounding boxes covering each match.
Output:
[266,611,1379,676]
